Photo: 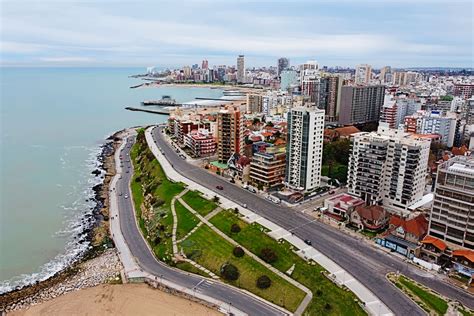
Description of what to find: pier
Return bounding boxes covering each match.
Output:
[125,107,170,115]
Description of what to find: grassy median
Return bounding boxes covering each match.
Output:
[130,130,185,262]
[181,190,218,216]
[175,200,200,240]
[180,224,306,312]
[210,210,366,316]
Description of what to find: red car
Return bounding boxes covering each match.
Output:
[216,185,224,190]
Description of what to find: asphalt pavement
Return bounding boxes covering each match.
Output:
[114,136,287,316]
[152,126,474,315]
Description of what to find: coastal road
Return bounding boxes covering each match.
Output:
[152,126,474,315]
[114,136,287,316]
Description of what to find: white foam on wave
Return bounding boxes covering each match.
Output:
[0,142,108,295]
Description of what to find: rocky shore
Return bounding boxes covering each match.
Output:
[0,131,124,314]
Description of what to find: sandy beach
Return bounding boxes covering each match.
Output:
[9,283,222,316]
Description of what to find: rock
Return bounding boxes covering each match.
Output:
[91,169,101,176]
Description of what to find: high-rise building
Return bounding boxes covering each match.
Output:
[280,70,299,91]
[246,94,263,113]
[379,66,392,84]
[285,107,325,191]
[319,74,343,122]
[354,64,372,85]
[301,75,320,105]
[454,84,474,99]
[217,106,244,163]
[428,156,474,250]
[237,55,245,83]
[404,110,459,147]
[392,71,407,86]
[339,85,385,125]
[202,59,209,69]
[277,57,290,76]
[348,123,431,214]
[380,94,421,129]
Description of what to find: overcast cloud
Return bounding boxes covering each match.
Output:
[0,0,472,68]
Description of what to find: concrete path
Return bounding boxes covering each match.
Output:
[146,126,394,316]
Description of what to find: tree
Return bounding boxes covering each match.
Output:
[266,121,274,127]
[256,275,272,289]
[231,223,241,233]
[213,195,220,203]
[260,248,278,263]
[252,118,261,125]
[233,246,245,257]
[221,263,239,281]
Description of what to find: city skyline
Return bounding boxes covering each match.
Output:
[1,0,473,68]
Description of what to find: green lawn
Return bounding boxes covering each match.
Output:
[181,190,218,216]
[175,200,200,240]
[130,130,185,262]
[210,210,366,316]
[398,276,448,315]
[180,224,305,312]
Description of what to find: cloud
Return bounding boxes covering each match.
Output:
[0,0,472,67]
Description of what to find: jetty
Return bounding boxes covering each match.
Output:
[125,107,170,115]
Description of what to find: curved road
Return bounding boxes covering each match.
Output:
[116,136,286,316]
[152,126,474,315]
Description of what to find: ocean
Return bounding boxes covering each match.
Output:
[0,67,223,293]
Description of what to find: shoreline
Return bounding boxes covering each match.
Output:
[0,130,124,313]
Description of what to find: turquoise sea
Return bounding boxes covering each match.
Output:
[0,68,223,292]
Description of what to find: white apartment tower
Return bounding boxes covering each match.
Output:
[237,55,245,83]
[285,107,325,191]
[355,64,372,85]
[348,123,431,215]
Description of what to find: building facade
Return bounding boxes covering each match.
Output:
[184,130,216,157]
[217,106,244,163]
[319,74,342,122]
[354,64,372,85]
[428,156,474,250]
[348,123,431,214]
[237,55,245,83]
[250,150,286,189]
[277,57,289,76]
[339,85,385,125]
[404,110,459,147]
[285,107,325,191]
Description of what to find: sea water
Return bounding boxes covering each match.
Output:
[0,67,223,292]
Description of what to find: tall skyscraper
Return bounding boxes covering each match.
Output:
[277,57,290,76]
[301,75,321,105]
[280,70,299,91]
[354,64,372,85]
[379,66,391,84]
[348,123,431,214]
[319,74,343,122]
[237,55,245,83]
[428,156,474,250]
[202,59,209,69]
[285,107,325,191]
[339,85,385,125]
[217,105,244,163]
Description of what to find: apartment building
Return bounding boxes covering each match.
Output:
[380,94,421,129]
[246,94,263,113]
[217,106,244,163]
[339,85,385,125]
[285,107,325,191]
[348,123,431,214]
[250,149,286,189]
[354,64,372,85]
[404,110,459,147]
[184,130,216,158]
[428,156,474,250]
[319,74,342,122]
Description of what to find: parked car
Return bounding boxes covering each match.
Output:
[124,194,129,199]
[216,185,224,190]
[229,178,235,183]
[304,239,312,246]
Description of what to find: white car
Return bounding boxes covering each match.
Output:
[124,194,129,199]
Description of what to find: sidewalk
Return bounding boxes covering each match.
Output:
[146,126,394,316]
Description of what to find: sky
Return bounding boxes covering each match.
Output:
[0,0,473,68]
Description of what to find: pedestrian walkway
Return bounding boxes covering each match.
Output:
[145,126,394,316]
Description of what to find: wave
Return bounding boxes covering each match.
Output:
[0,143,109,295]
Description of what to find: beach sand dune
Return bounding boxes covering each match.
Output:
[9,284,222,316]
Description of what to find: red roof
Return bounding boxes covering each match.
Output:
[452,145,468,156]
[452,249,474,263]
[273,138,286,146]
[261,132,273,137]
[355,205,387,221]
[421,235,447,251]
[334,126,360,137]
[390,214,428,238]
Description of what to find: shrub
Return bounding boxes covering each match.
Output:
[256,275,272,289]
[230,223,241,233]
[315,289,323,297]
[213,196,220,203]
[233,246,245,257]
[260,248,278,263]
[221,263,239,281]
[324,303,332,311]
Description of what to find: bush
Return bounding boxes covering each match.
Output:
[260,248,278,263]
[324,303,332,311]
[230,223,241,233]
[221,263,239,281]
[256,275,272,289]
[316,289,323,297]
[233,246,245,257]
